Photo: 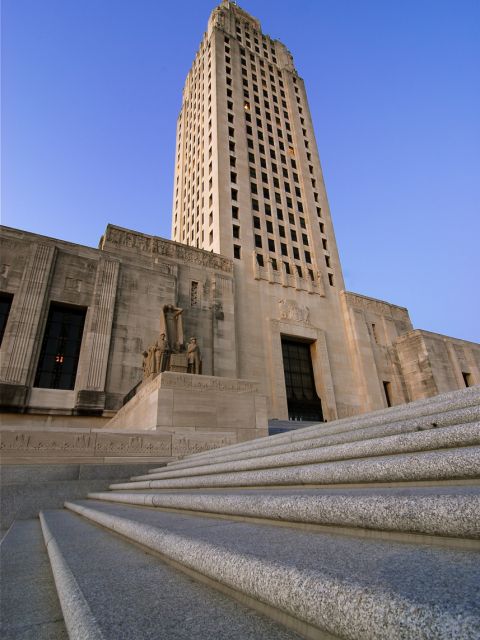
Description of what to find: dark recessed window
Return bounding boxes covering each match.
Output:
[233,245,241,259]
[34,303,86,390]
[0,292,13,346]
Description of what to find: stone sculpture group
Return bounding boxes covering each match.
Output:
[142,305,201,378]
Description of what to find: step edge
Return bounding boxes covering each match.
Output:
[39,511,105,640]
[84,491,480,543]
[65,500,480,640]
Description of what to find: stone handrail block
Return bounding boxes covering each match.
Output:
[39,512,104,640]
[148,409,480,476]
[160,393,480,472]
[87,488,480,539]
[65,500,480,640]
[133,423,480,482]
[111,446,480,490]
[168,385,480,467]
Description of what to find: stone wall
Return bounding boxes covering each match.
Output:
[0,225,236,421]
[395,330,480,401]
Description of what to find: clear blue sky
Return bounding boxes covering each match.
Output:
[2,0,479,342]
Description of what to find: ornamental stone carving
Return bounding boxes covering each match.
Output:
[186,337,201,374]
[278,299,310,324]
[102,225,233,274]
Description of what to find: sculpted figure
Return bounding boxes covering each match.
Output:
[161,304,184,353]
[186,337,201,374]
[141,344,155,378]
[154,333,169,373]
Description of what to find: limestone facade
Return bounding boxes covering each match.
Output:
[0,223,478,432]
[0,224,238,426]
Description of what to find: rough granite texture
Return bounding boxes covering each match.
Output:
[157,410,480,473]
[40,509,303,640]
[66,499,480,640]
[172,385,480,466]
[111,446,480,490]
[88,486,480,538]
[163,398,480,473]
[134,423,480,481]
[40,512,104,640]
[0,519,68,640]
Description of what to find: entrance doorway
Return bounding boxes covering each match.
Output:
[281,338,323,421]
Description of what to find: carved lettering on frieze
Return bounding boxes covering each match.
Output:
[278,299,310,324]
[160,373,258,393]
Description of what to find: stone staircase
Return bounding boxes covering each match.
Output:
[2,385,479,639]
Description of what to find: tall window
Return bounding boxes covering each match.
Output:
[0,293,13,346]
[34,303,86,390]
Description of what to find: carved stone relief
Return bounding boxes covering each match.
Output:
[278,299,310,324]
[103,226,233,273]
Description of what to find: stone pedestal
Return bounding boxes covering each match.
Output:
[169,353,188,373]
[104,371,268,444]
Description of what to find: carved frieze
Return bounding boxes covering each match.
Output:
[102,226,233,274]
[95,433,172,455]
[172,434,236,456]
[345,292,409,320]
[0,431,94,454]
[0,428,238,459]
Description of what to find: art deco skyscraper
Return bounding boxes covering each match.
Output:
[172,1,360,421]
[172,0,343,292]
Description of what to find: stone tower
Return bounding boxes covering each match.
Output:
[171,1,359,421]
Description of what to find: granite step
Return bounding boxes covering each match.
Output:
[110,444,480,490]
[87,485,480,542]
[159,388,480,473]
[157,407,480,475]
[163,385,480,470]
[0,519,68,640]
[64,499,480,640]
[39,508,302,640]
[133,422,480,482]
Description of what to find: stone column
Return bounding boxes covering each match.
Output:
[310,330,337,421]
[0,243,56,407]
[75,258,120,412]
[211,274,237,378]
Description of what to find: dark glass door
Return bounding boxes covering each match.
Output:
[281,338,323,421]
[34,303,86,390]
